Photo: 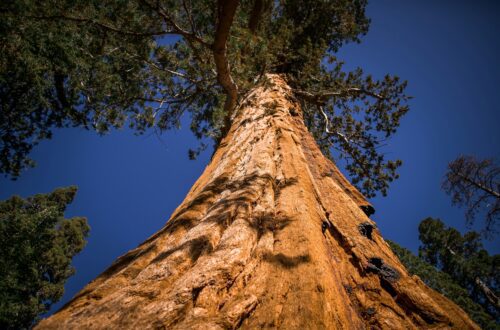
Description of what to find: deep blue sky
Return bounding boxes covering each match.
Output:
[1,0,499,314]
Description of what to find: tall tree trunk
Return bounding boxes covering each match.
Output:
[37,75,477,329]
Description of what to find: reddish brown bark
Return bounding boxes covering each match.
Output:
[37,75,477,329]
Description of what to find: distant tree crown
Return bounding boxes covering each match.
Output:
[0,186,89,329]
[418,217,499,324]
[389,239,499,329]
[442,155,499,236]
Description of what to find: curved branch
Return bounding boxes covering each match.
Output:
[213,0,240,130]
[317,106,371,180]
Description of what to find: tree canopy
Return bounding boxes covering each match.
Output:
[1,0,410,197]
[0,186,89,329]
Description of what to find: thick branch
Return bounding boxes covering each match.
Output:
[248,0,264,33]
[295,88,385,106]
[213,0,239,127]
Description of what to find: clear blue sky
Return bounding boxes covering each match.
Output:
[1,0,499,314]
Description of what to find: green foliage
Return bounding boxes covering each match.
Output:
[0,186,89,329]
[0,0,409,197]
[419,217,499,325]
[299,56,410,197]
[442,155,499,236]
[1,0,160,177]
[388,240,498,329]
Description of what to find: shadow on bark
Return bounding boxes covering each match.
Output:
[84,172,297,300]
[263,252,311,269]
[248,213,294,240]
[151,235,213,265]
[147,172,298,266]
[140,172,278,247]
[175,172,274,216]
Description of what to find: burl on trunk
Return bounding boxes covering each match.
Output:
[37,75,477,329]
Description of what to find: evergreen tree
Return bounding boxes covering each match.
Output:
[0,0,409,197]
[388,240,498,329]
[418,218,499,322]
[0,187,89,329]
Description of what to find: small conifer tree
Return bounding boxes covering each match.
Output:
[0,187,89,329]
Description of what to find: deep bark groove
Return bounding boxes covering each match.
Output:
[37,74,478,329]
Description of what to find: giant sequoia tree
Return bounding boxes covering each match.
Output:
[2,0,478,328]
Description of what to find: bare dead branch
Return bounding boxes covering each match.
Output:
[317,106,372,180]
[453,170,500,199]
[475,277,500,310]
[318,105,363,147]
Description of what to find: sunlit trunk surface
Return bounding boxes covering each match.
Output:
[37,75,477,329]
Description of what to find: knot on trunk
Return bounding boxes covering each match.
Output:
[360,205,375,217]
[358,222,375,240]
[366,257,400,282]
